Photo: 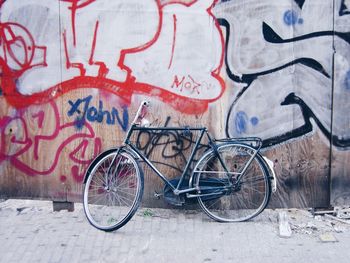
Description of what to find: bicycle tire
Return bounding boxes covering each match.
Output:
[192,142,271,222]
[83,148,144,231]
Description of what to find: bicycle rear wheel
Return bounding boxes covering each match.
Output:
[193,143,271,222]
[83,149,144,231]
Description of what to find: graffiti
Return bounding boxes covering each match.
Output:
[67,95,129,131]
[263,22,350,46]
[234,111,259,135]
[0,22,47,78]
[0,0,348,206]
[283,10,304,26]
[279,93,350,148]
[215,0,350,148]
[171,75,212,95]
[345,70,350,90]
[294,0,306,9]
[340,0,350,16]
[0,0,225,114]
[135,117,208,173]
[128,0,225,102]
[0,101,101,182]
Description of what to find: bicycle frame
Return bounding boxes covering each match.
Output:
[124,125,210,196]
[123,130,261,199]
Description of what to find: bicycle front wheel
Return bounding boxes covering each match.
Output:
[83,149,144,231]
[193,143,271,222]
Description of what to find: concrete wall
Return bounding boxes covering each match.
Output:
[0,0,349,208]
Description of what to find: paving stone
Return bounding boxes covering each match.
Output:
[319,233,339,243]
[1,200,350,263]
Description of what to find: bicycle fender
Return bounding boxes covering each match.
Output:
[260,155,277,193]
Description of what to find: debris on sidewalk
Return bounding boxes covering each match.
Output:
[312,207,350,225]
[311,207,350,219]
[319,233,338,243]
[336,207,350,219]
[325,214,350,225]
[283,207,350,237]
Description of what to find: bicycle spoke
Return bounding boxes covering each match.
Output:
[196,143,270,222]
[83,150,143,231]
[89,193,107,205]
[113,192,132,206]
[116,173,136,188]
[91,172,106,186]
[116,189,136,197]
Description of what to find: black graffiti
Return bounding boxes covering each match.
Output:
[296,0,350,16]
[294,0,306,9]
[278,93,350,148]
[220,17,329,141]
[340,0,350,16]
[135,117,208,173]
[219,17,349,85]
[258,93,350,148]
[225,87,350,149]
[263,22,350,46]
[218,18,330,89]
[218,18,254,86]
[219,15,350,148]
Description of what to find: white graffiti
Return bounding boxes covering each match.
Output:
[0,0,224,102]
[215,0,350,148]
[0,0,160,93]
[125,0,223,99]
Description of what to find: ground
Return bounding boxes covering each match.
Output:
[1,199,350,263]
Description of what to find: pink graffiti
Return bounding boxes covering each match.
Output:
[0,101,101,182]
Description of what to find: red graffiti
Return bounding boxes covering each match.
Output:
[0,22,47,78]
[0,101,101,182]
[0,0,225,115]
[171,75,202,94]
[60,0,96,46]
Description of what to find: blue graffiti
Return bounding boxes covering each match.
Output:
[283,10,303,26]
[345,70,350,90]
[67,95,129,131]
[235,111,259,134]
[74,116,86,131]
[235,111,249,134]
[250,116,259,126]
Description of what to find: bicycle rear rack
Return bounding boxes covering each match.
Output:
[215,137,262,149]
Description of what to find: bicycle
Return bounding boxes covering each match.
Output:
[82,101,277,231]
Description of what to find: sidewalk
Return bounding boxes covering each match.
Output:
[1,199,350,263]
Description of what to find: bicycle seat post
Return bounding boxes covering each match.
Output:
[123,101,150,145]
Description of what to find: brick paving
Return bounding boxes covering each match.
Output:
[1,199,350,263]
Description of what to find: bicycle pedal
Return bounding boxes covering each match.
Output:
[154,191,163,199]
